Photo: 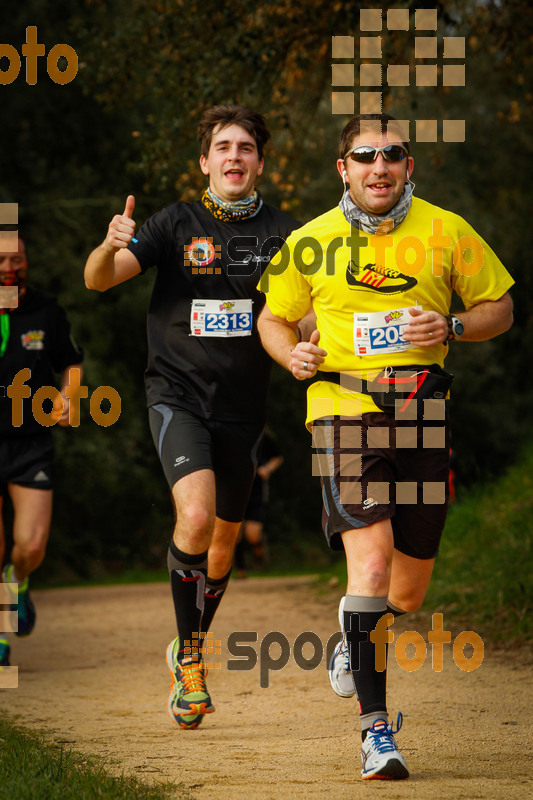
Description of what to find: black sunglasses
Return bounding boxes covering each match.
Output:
[345,144,408,164]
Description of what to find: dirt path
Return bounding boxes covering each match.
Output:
[1,577,531,799]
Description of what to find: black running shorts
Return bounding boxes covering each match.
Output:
[148,404,264,523]
[0,433,54,495]
[314,411,450,559]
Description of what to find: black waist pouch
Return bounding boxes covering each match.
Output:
[311,364,454,414]
[367,364,454,413]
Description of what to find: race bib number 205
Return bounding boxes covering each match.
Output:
[190,299,253,337]
[353,306,422,355]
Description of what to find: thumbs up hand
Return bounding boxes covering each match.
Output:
[104,195,137,252]
[290,329,327,380]
[123,195,135,219]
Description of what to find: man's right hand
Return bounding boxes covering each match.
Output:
[85,194,142,291]
[104,195,136,253]
[290,329,327,380]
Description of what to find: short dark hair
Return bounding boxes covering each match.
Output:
[339,113,410,158]
[198,105,271,160]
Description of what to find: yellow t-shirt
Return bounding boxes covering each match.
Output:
[261,197,514,424]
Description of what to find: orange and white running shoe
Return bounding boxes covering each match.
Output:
[165,636,214,730]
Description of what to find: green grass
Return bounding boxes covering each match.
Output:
[319,440,533,644]
[0,720,188,800]
[425,447,533,642]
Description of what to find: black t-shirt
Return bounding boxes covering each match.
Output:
[128,200,300,422]
[0,287,84,436]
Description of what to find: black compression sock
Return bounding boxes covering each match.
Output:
[387,601,407,618]
[167,540,208,663]
[201,569,232,634]
[343,595,389,735]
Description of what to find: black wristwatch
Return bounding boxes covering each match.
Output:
[445,314,464,342]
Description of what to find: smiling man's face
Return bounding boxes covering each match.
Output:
[199,123,263,203]
[0,238,27,284]
[337,132,414,216]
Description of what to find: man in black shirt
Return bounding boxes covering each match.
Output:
[0,237,83,668]
[84,105,300,729]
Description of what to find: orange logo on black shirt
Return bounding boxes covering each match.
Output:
[184,238,222,275]
[21,330,45,350]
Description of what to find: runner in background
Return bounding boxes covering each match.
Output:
[234,429,284,577]
[1,236,83,668]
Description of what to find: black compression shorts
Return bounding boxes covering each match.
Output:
[148,404,264,523]
[0,433,54,495]
[314,411,450,559]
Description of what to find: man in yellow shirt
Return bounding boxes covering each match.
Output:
[258,113,513,780]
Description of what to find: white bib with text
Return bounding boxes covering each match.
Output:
[190,299,253,337]
[353,306,422,356]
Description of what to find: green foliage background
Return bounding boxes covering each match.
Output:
[0,0,531,581]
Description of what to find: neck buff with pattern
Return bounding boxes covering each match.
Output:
[201,188,263,222]
[339,181,415,235]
